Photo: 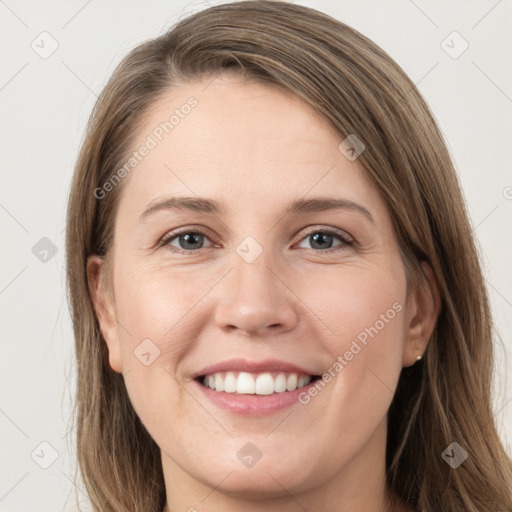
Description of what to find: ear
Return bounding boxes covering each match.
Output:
[402,261,441,367]
[87,255,123,373]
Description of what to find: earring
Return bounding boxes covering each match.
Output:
[416,354,423,361]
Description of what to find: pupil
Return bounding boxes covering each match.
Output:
[311,233,332,249]
[180,233,203,250]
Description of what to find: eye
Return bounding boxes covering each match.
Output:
[296,227,354,252]
[159,226,354,254]
[159,229,216,253]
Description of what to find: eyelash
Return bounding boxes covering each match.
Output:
[158,226,355,255]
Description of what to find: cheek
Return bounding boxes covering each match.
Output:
[111,265,198,434]
[304,264,407,413]
[306,263,407,352]
[113,259,216,345]
[110,261,229,413]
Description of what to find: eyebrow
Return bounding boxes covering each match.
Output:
[140,196,375,224]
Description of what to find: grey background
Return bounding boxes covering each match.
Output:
[0,0,511,510]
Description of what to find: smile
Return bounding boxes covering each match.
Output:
[198,371,320,395]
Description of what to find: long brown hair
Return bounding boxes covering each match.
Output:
[65,1,512,510]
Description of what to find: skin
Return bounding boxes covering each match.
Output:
[88,73,440,512]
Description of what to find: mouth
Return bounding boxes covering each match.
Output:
[195,371,322,395]
[191,358,323,415]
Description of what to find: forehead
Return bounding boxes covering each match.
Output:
[116,74,383,220]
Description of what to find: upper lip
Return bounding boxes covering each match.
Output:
[192,358,320,378]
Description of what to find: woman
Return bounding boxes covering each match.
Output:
[65,1,512,511]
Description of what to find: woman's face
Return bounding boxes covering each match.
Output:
[90,73,432,504]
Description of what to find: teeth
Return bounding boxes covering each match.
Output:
[237,372,255,394]
[214,373,224,392]
[224,372,237,393]
[274,373,287,393]
[286,373,298,391]
[256,373,274,395]
[201,371,313,395]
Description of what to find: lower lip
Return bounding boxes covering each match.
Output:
[194,378,318,416]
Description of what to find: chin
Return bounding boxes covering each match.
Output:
[198,455,319,499]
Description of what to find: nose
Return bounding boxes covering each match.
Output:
[213,250,299,337]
